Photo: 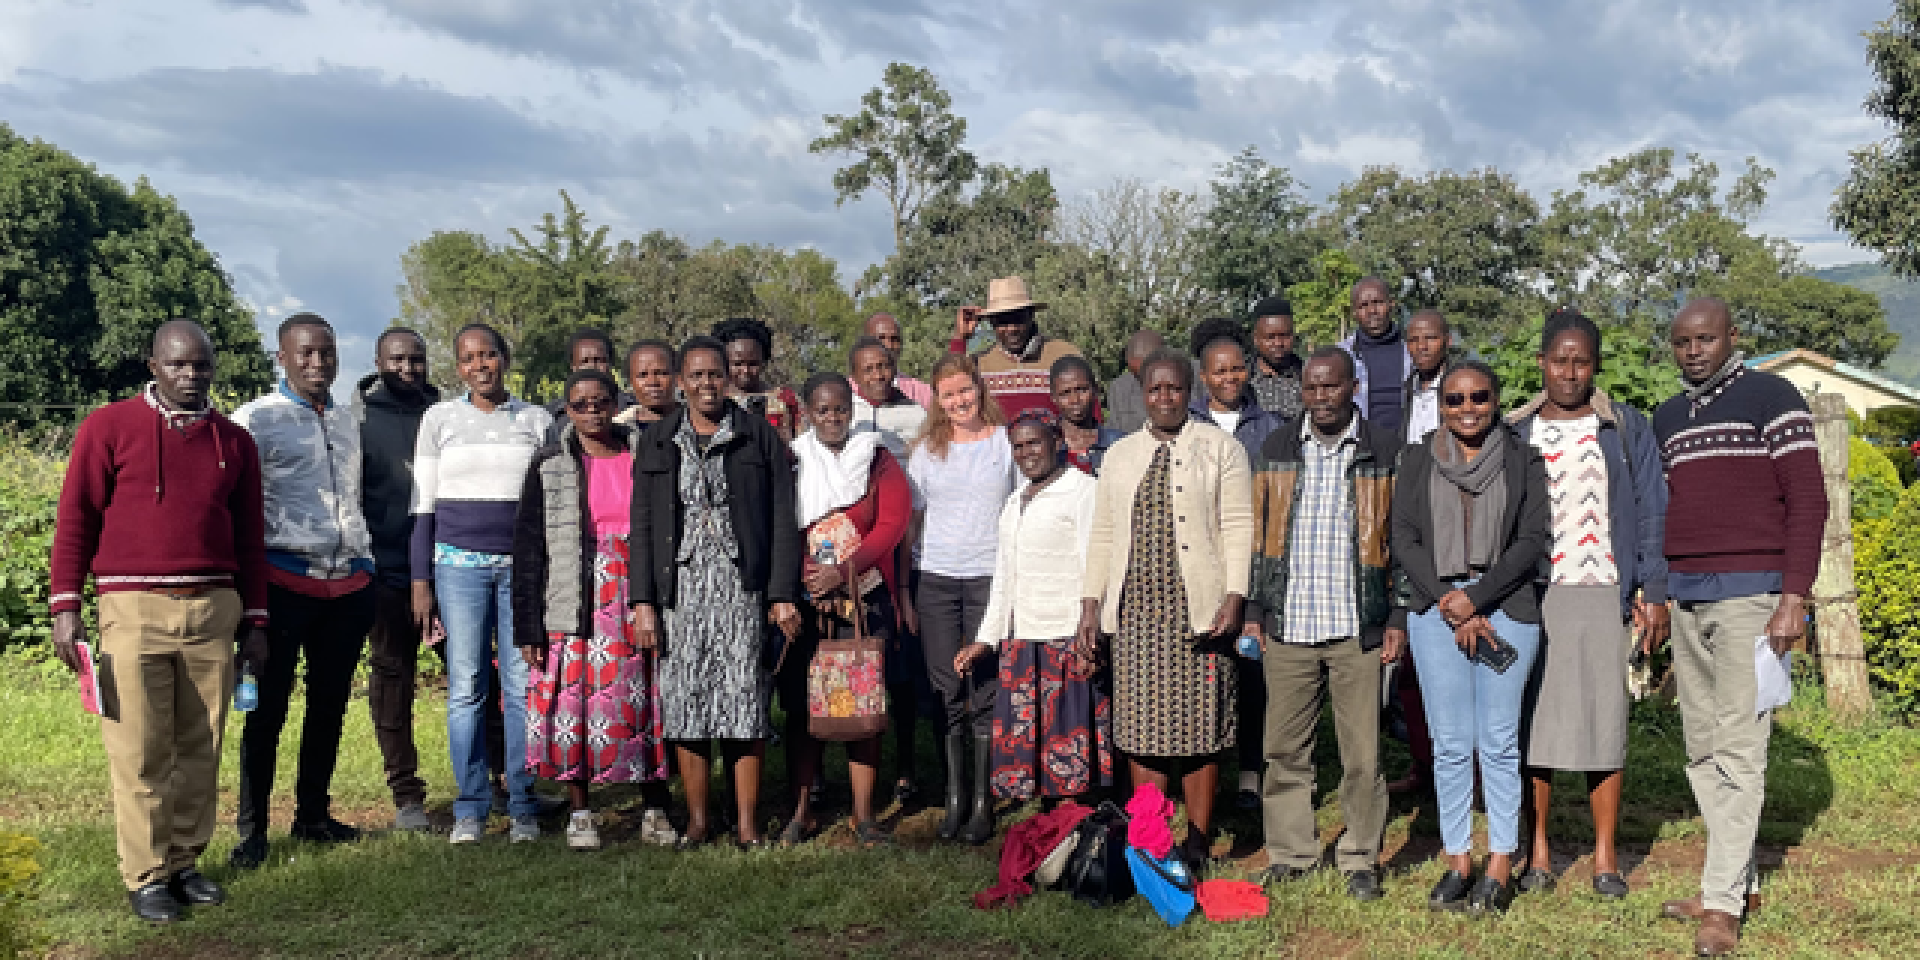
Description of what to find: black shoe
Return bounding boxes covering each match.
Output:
[1235,788,1260,810]
[1346,869,1384,901]
[1592,872,1629,899]
[167,869,226,906]
[128,882,183,923]
[961,735,996,846]
[1180,826,1215,874]
[1516,867,1556,894]
[893,778,919,805]
[228,832,269,872]
[290,818,362,845]
[1428,870,1473,912]
[1466,875,1515,917]
[1259,864,1313,885]
[937,733,968,842]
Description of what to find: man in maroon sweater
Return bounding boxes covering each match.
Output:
[1651,298,1828,957]
[50,320,271,923]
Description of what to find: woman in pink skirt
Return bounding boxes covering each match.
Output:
[513,369,673,850]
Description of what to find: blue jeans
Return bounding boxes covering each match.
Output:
[436,563,535,821]
[1407,587,1541,857]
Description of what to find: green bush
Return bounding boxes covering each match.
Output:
[1884,442,1919,486]
[1855,483,1920,715]
[0,831,39,957]
[0,438,65,652]
[1850,437,1903,522]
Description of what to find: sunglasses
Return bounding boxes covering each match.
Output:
[567,397,614,413]
[1442,390,1493,408]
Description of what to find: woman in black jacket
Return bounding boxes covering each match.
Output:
[1390,361,1550,917]
[512,369,673,850]
[630,336,802,849]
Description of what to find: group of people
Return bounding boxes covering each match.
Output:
[48,272,1823,956]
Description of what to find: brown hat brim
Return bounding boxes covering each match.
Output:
[981,300,1048,317]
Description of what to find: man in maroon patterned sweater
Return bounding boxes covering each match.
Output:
[50,320,271,923]
[1650,298,1827,957]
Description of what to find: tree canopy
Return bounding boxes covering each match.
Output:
[0,122,270,420]
[1835,0,1920,276]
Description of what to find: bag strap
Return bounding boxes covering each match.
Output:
[842,562,869,643]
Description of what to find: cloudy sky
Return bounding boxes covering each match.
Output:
[0,0,1897,386]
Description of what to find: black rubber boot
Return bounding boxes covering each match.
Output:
[937,732,968,841]
[962,735,996,846]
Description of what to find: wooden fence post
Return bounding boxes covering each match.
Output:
[1810,393,1872,723]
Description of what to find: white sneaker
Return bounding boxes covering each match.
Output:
[449,817,484,845]
[565,812,601,850]
[509,817,541,843]
[637,808,679,847]
[395,803,431,832]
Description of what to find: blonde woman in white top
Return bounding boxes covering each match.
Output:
[954,410,1111,808]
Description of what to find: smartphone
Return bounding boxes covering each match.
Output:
[1469,631,1520,675]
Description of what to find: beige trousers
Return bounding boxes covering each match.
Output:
[1672,592,1775,917]
[96,589,238,890]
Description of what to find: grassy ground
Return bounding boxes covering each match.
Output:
[4,651,1918,959]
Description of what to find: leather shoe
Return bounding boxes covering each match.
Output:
[227,832,269,872]
[1516,867,1556,894]
[1695,910,1741,956]
[1466,875,1515,917]
[128,882,183,923]
[1592,872,1629,899]
[1662,894,1761,922]
[167,869,226,906]
[1345,869,1384,901]
[1428,870,1473,912]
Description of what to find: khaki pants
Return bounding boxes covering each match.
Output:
[96,589,238,890]
[1672,593,1775,917]
[1260,637,1386,872]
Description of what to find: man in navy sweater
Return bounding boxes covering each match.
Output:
[1651,298,1827,957]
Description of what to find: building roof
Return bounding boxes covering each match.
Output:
[1747,349,1920,406]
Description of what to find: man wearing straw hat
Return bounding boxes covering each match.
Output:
[948,276,1085,420]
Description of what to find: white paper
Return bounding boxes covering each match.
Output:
[1753,635,1793,716]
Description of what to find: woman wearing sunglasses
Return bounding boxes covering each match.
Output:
[512,370,673,850]
[1389,361,1550,916]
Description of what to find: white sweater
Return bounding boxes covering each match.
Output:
[974,467,1099,646]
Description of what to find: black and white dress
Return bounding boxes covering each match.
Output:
[658,413,774,740]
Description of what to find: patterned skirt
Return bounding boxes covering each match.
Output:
[1111,443,1237,757]
[990,639,1113,800]
[526,533,669,784]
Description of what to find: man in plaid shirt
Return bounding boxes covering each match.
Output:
[1244,346,1406,900]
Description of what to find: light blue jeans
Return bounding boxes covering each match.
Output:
[436,562,535,821]
[1406,584,1542,857]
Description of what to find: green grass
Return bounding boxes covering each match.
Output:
[4,650,1918,958]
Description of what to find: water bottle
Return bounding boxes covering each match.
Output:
[234,664,259,713]
[1236,634,1263,661]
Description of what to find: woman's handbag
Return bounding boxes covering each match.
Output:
[1058,801,1133,907]
[1125,845,1197,927]
[807,564,889,741]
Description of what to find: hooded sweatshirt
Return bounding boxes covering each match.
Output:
[351,373,441,584]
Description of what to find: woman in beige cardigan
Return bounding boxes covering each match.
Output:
[1075,348,1254,868]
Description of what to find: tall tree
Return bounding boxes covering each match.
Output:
[1190,147,1320,313]
[500,191,618,386]
[1833,0,1920,276]
[811,62,979,275]
[1329,166,1545,343]
[0,122,270,420]
[1055,178,1223,353]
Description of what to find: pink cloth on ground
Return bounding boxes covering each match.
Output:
[1125,783,1176,860]
[586,451,634,536]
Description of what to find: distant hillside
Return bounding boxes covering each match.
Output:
[1814,262,1920,386]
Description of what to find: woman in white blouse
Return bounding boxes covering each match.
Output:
[954,410,1111,809]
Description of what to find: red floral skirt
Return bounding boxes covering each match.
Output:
[990,638,1113,800]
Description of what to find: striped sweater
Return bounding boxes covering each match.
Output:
[1651,366,1828,596]
[408,395,554,576]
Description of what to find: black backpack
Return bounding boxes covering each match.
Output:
[1057,801,1134,907]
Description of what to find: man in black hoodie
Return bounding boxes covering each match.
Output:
[354,328,441,831]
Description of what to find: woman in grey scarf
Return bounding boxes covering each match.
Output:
[1388,361,1551,918]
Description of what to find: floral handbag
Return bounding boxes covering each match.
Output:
[807,562,889,741]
